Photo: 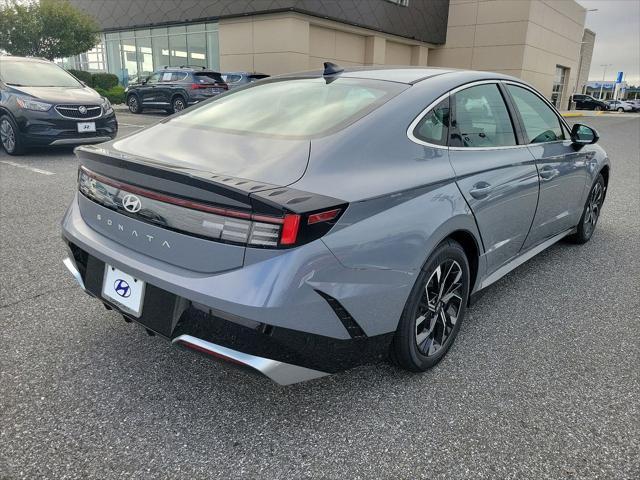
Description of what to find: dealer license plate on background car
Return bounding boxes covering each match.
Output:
[77,122,96,133]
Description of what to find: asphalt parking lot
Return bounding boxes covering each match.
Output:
[1,112,638,479]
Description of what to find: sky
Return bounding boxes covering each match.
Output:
[577,0,640,85]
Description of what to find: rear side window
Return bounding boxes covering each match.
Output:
[194,72,224,83]
[452,84,516,148]
[172,77,406,138]
[170,72,188,82]
[507,85,564,143]
[413,97,449,146]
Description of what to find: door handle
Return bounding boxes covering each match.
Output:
[469,182,492,199]
[539,166,558,180]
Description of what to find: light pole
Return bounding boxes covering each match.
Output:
[599,64,612,100]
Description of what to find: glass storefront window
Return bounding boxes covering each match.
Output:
[152,35,170,70]
[169,32,188,66]
[188,31,207,67]
[136,36,153,79]
[85,22,219,84]
[105,39,123,80]
[121,37,138,83]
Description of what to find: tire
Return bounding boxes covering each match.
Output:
[127,94,142,114]
[391,239,471,372]
[170,96,186,114]
[594,106,602,111]
[0,114,25,155]
[567,174,605,244]
[617,107,624,112]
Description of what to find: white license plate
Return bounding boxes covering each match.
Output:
[102,265,145,317]
[77,122,96,133]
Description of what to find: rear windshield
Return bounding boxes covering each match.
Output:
[194,72,224,83]
[172,77,406,137]
[0,60,81,87]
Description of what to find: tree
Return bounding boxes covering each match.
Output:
[0,0,99,60]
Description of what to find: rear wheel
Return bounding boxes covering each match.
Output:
[127,95,142,114]
[617,107,624,112]
[391,240,470,372]
[170,96,186,114]
[0,115,25,155]
[567,174,605,244]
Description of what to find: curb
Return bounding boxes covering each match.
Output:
[561,111,604,118]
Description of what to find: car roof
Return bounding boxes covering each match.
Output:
[277,66,525,85]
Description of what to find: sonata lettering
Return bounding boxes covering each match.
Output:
[94,214,170,248]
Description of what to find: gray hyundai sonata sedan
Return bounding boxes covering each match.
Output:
[61,64,610,384]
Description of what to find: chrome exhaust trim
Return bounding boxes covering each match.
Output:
[50,137,111,146]
[172,334,329,385]
[63,257,85,290]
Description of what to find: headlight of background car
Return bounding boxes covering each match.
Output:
[101,97,113,114]
[16,97,52,112]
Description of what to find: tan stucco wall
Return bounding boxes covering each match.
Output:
[429,0,587,109]
[218,12,432,75]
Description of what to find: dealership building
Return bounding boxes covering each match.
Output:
[67,0,594,110]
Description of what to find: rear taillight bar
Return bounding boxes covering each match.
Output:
[78,167,342,248]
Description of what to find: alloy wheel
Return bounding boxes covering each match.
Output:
[128,96,138,112]
[583,181,604,235]
[0,119,16,153]
[173,98,185,112]
[415,260,463,356]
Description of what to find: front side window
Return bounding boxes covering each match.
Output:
[171,77,406,138]
[0,60,81,87]
[507,85,564,143]
[146,73,161,84]
[413,97,449,146]
[452,84,516,148]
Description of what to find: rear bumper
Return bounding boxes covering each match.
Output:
[61,195,397,383]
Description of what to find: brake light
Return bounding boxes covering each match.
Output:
[280,214,301,245]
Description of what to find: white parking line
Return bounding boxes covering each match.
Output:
[0,160,55,175]
[118,123,147,127]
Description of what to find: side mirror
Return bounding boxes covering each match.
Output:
[571,123,599,146]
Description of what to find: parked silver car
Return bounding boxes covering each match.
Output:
[62,65,610,385]
[605,99,635,112]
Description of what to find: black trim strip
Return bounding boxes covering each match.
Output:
[315,290,367,339]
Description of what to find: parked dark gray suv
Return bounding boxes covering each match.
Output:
[62,65,610,385]
[0,56,117,155]
[125,66,228,114]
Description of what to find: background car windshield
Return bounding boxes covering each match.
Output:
[0,61,81,87]
[173,78,405,137]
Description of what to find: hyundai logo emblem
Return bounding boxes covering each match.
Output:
[78,105,87,114]
[114,279,131,298]
[122,194,142,213]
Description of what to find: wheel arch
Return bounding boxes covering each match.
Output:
[598,164,610,201]
[446,229,480,298]
[171,92,186,103]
